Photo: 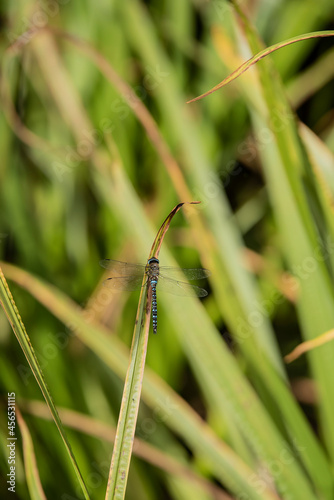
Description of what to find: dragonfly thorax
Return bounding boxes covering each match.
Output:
[146,257,160,280]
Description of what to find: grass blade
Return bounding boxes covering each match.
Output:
[106,203,200,500]
[0,266,90,500]
[187,31,334,103]
[16,408,47,500]
[105,278,149,499]
[285,329,334,363]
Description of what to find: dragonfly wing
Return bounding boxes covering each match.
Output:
[103,276,145,291]
[159,267,211,281]
[157,276,208,297]
[100,259,146,276]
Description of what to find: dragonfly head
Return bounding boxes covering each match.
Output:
[147,257,159,265]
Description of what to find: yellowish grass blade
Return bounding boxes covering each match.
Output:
[16,408,47,500]
[187,31,334,103]
[285,330,334,363]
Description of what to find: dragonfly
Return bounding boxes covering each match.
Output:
[100,257,210,334]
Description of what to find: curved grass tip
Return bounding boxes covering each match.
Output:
[187,31,334,103]
[150,202,201,259]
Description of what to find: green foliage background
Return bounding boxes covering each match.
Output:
[1,1,334,499]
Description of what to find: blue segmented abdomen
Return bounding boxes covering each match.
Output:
[150,278,158,334]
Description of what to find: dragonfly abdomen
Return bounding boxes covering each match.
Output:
[150,278,158,334]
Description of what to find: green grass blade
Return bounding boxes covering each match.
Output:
[106,203,204,499]
[0,266,90,500]
[105,280,149,499]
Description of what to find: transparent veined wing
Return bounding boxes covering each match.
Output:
[157,276,208,297]
[102,275,146,291]
[100,259,146,276]
[159,267,211,281]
